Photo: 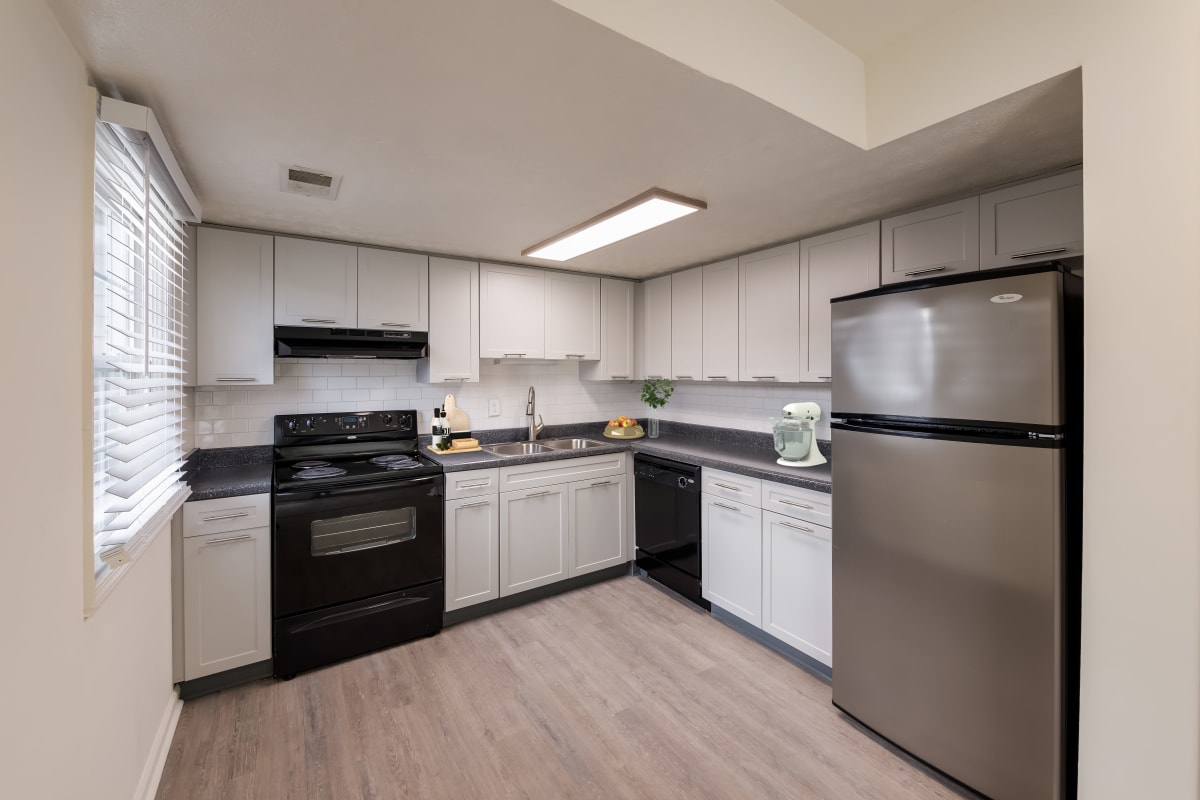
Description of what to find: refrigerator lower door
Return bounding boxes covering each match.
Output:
[832,427,1063,800]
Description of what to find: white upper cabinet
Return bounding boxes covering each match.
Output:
[479,263,546,359]
[670,266,703,381]
[273,236,357,326]
[702,259,739,382]
[581,278,635,381]
[639,275,672,380]
[739,242,801,384]
[356,248,428,331]
[545,271,601,360]
[800,222,880,382]
[196,227,274,386]
[418,257,479,384]
[979,169,1083,270]
[881,197,979,285]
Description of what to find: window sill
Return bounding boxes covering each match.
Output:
[86,483,191,618]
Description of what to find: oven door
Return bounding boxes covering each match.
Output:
[273,475,444,618]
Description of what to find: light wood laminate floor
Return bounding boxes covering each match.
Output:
[157,577,972,800]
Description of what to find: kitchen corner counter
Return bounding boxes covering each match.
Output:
[185,446,273,501]
[632,435,831,493]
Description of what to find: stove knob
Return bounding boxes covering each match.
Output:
[380,413,393,426]
[285,419,298,433]
[304,417,316,431]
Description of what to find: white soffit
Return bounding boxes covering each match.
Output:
[771,0,976,59]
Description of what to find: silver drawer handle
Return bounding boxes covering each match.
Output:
[441,377,468,381]
[460,499,491,508]
[459,482,490,489]
[713,502,742,512]
[216,378,256,382]
[752,376,776,380]
[903,266,947,277]
[201,512,250,522]
[777,499,813,510]
[503,353,526,358]
[610,375,629,379]
[646,375,663,379]
[590,480,613,487]
[713,482,743,492]
[301,318,337,324]
[817,376,832,381]
[1011,247,1068,259]
[202,534,252,546]
[707,376,728,380]
[566,354,586,359]
[674,375,693,379]
[779,521,815,533]
[380,322,411,327]
[526,490,550,497]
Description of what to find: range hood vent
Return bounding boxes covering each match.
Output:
[279,165,342,200]
[275,326,428,359]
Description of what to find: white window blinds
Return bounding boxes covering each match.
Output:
[92,116,190,567]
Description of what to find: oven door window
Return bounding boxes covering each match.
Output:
[311,508,416,556]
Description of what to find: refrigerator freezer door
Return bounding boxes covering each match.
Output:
[832,271,1063,427]
[832,427,1063,800]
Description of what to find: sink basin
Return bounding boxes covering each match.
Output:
[483,442,552,456]
[540,438,608,451]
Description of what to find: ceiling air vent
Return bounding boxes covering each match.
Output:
[279,165,342,200]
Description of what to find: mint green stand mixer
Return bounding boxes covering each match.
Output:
[771,402,827,467]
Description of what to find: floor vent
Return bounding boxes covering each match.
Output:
[279,165,342,200]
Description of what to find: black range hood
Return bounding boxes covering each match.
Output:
[274,326,429,359]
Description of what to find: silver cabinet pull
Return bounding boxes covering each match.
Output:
[713,502,742,512]
[380,322,411,327]
[777,499,813,510]
[565,354,586,359]
[609,375,629,379]
[903,266,947,277]
[779,521,815,533]
[816,376,832,381]
[441,377,468,381]
[713,482,743,492]
[646,375,663,379]
[216,377,256,382]
[1011,247,1068,259]
[503,353,526,358]
[526,490,550,497]
[707,376,728,380]
[674,374,693,379]
[301,318,337,324]
[201,512,250,522]
[752,376,776,380]
[460,499,491,508]
[202,533,253,546]
[459,482,491,489]
[590,480,613,487]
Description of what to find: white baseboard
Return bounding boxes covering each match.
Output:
[135,689,183,800]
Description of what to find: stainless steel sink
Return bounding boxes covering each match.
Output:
[483,442,552,456]
[540,438,607,451]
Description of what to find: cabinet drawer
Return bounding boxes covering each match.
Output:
[183,494,270,538]
[444,468,501,500]
[702,468,761,507]
[762,481,831,527]
[498,453,625,493]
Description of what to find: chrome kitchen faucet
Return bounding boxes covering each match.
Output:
[526,385,544,441]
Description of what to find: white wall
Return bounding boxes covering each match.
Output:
[0,3,178,798]
[1076,1,1200,797]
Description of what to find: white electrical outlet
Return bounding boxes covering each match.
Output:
[488,399,501,417]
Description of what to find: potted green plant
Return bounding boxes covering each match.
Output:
[640,378,675,439]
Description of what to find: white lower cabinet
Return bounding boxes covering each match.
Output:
[762,510,832,666]
[569,476,626,576]
[445,495,500,612]
[701,493,763,626]
[181,495,272,681]
[500,485,570,596]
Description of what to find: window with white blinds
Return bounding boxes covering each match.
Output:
[92,117,190,570]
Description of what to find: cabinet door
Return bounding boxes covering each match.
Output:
[357,247,428,331]
[641,275,672,379]
[701,494,762,626]
[739,242,801,384]
[196,228,274,386]
[418,257,479,383]
[800,222,880,382]
[480,263,545,359]
[182,525,271,680]
[274,237,357,326]
[762,510,832,667]
[445,495,500,611]
[499,486,568,596]
[881,197,979,285]
[581,279,634,380]
[670,267,703,380]
[979,169,1083,269]
[702,259,739,382]
[568,476,626,576]
[545,271,600,360]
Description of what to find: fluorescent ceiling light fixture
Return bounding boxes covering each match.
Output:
[523,188,707,261]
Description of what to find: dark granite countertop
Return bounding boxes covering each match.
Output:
[185,446,273,501]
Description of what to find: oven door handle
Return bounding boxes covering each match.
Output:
[274,474,442,501]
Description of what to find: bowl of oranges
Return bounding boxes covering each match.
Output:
[603,416,645,439]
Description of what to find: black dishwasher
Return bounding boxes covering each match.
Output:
[634,454,708,609]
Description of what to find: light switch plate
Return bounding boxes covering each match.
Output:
[488,399,500,417]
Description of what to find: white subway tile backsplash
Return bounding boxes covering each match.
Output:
[327,377,357,390]
[356,377,384,389]
[340,364,371,377]
[312,364,343,377]
[297,377,328,390]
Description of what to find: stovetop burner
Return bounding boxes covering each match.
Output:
[293,466,348,480]
[369,454,415,466]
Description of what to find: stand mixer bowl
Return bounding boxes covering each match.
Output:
[773,419,814,463]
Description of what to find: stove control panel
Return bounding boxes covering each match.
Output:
[276,410,415,439]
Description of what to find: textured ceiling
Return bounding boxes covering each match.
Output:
[48,0,1080,279]
[771,0,975,57]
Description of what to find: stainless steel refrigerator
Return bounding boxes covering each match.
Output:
[830,263,1082,800]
